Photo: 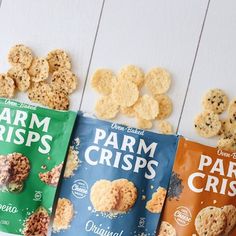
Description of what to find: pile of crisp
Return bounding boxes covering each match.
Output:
[194,88,236,152]
[0,44,78,110]
[91,65,174,134]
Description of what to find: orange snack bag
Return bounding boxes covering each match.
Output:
[159,137,236,236]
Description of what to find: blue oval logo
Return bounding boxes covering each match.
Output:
[72,179,88,199]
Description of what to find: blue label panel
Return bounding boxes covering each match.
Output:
[53,113,179,236]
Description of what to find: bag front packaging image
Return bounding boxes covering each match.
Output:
[0,98,76,236]
[52,113,179,236]
[159,137,236,236]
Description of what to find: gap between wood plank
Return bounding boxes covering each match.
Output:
[176,0,211,134]
[79,0,105,110]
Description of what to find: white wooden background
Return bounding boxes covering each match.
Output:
[0,2,234,236]
[0,0,235,150]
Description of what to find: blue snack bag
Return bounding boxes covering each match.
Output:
[52,113,179,236]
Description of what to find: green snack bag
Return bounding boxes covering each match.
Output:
[0,99,76,236]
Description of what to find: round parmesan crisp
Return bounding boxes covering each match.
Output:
[7,66,30,92]
[145,68,171,95]
[136,118,153,130]
[28,57,49,82]
[228,98,236,124]
[154,94,173,120]
[47,49,71,72]
[194,111,221,138]
[51,68,77,94]
[118,65,144,87]
[90,180,119,212]
[0,74,15,98]
[195,206,227,236]
[64,147,79,178]
[8,44,33,69]
[157,120,173,134]
[91,69,117,95]
[221,205,236,235]
[112,80,139,107]
[217,136,236,152]
[8,153,30,183]
[28,82,51,104]
[112,179,137,212]
[158,221,176,236]
[134,95,159,120]
[95,96,119,120]
[202,89,228,114]
[53,198,74,232]
[44,88,70,110]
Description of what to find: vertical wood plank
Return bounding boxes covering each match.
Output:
[81,0,209,131]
